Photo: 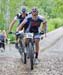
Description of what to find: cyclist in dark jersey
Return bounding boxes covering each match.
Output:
[9,7,28,48]
[0,30,7,50]
[17,7,47,64]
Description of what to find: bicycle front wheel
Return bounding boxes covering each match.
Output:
[28,42,34,70]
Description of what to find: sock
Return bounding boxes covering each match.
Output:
[25,43,28,47]
[35,52,38,59]
[15,43,18,47]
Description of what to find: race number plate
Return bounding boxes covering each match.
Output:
[0,40,1,42]
[25,33,33,38]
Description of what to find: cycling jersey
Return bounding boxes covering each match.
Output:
[14,13,28,25]
[0,34,5,41]
[14,13,29,31]
[25,14,46,33]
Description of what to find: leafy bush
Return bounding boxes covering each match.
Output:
[0,23,4,30]
[48,18,63,31]
[8,34,15,43]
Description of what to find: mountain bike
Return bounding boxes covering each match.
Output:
[24,32,44,70]
[9,31,44,70]
[9,31,27,64]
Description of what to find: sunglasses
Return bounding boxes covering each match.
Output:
[32,10,37,12]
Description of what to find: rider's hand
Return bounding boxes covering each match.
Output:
[40,31,44,35]
[41,30,47,38]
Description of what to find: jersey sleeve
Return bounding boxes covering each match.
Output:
[14,13,20,20]
[14,16,17,20]
[38,15,46,23]
[24,14,32,23]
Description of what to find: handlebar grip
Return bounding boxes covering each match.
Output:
[40,31,44,35]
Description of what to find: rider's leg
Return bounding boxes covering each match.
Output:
[15,35,19,48]
[35,39,40,59]
[2,40,5,49]
[24,38,29,47]
[34,38,40,64]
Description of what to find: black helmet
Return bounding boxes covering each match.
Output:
[21,7,26,13]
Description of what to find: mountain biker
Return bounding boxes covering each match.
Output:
[9,7,28,48]
[17,7,47,64]
[0,30,7,50]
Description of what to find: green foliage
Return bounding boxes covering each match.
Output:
[48,18,63,31]
[0,23,4,30]
[0,13,5,30]
[51,0,63,18]
[8,34,15,42]
[0,0,63,42]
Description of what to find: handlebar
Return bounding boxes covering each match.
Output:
[9,31,45,36]
[8,31,24,35]
[8,31,45,39]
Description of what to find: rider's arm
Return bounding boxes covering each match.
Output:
[42,21,47,32]
[42,21,47,37]
[9,16,17,32]
[40,16,47,37]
